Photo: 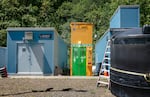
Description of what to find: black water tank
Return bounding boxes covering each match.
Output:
[110,27,150,97]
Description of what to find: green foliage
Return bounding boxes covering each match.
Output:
[0,0,150,46]
[0,29,6,46]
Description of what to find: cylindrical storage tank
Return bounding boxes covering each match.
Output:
[110,27,150,97]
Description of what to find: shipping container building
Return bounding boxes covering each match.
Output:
[70,22,93,76]
[7,28,67,75]
[94,5,140,75]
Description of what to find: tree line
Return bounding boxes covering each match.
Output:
[0,0,150,46]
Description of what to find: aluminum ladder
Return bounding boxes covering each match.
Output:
[97,40,111,87]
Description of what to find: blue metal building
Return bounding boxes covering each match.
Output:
[7,28,67,75]
[95,5,140,74]
[110,5,140,28]
[0,47,7,68]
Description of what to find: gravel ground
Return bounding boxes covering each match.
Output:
[0,77,115,97]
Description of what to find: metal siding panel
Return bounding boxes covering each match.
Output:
[8,31,24,40]
[7,27,56,31]
[8,43,17,73]
[53,32,68,75]
[95,32,111,64]
[30,44,44,74]
[110,10,121,28]
[7,32,17,73]
[5,48,7,67]
[70,22,93,44]
[86,47,92,76]
[0,47,7,67]
[70,48,72,75]
[7,45,17,73]
[42,40,53,74]
[58,37,67,69]
[58,37,62,68]
[34,31,54,41]
[8,30,54,41]
[121,8,139,28]
[54,32,58,74]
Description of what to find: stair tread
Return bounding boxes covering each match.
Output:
[99,75,109,79]
[102,63,110,66]
[97,81,109,85]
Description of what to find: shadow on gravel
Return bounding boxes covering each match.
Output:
[0,88,88,96]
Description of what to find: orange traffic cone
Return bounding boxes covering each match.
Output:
[104,70,109,76]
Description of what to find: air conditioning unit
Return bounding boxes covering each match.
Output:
[24,32,33,40]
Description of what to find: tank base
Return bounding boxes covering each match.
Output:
[110,81,150,97]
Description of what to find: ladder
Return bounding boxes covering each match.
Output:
[97,40,111,87]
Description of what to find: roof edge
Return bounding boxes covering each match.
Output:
[70,22,93,25]
[6,27,56,31]
[110,5,140,22]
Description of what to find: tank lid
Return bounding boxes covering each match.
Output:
[143,25,150,34]
[111,28,143,39]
